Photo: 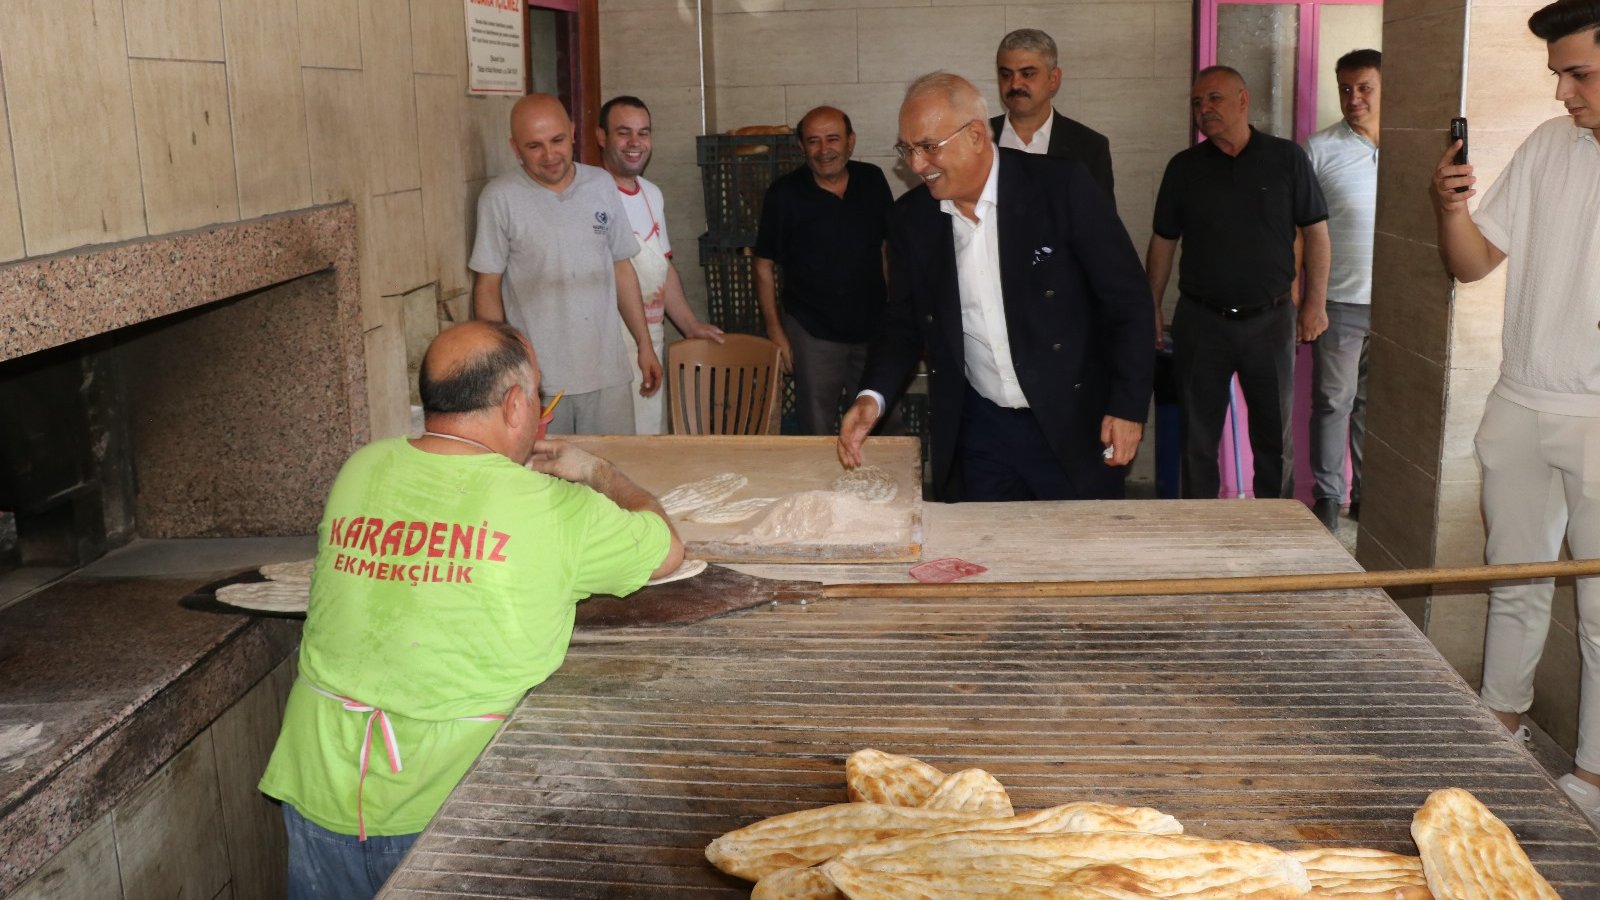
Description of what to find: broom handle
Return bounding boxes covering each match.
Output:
[820,558,1600,600]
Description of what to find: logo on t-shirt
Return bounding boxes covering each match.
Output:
[593,210,609,235]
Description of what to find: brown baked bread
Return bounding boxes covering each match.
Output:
[750,865,844,900]
[703,802,993,881]
[1411,787,1559,899]
[1290,847,1432,898]
[730,124,792,135]
[822,830,1312,899]
[845,748,945,807]
[918,768,1013,817]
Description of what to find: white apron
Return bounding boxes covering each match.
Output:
[621,232,671,434]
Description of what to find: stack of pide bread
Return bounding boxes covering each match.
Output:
[704,749,1559,899]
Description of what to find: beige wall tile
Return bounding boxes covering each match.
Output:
[462,95,519,181]
[1008,5,1155,82]
[787,0,924,10]
[603,9,705,87]
[714,85,788,132]
[368,189,430,296]
[1369,232,1450,365]
[361,0,423,195]
[412,0,469,75]
[1374,129,1453,254]
[1379,10,1465,129]
[210,668,290,900]
[1151,1,1192,80]
[125,0,226,60]
[1449,262,1507,369]
[1366,333,1446,480]
[298,0,362,69]
[1066,76,1191,156]
[130,60,241,234]
[365,315,413,438]
[222,0,314,218]
[3,0,146,256]
[0,71,25,263]
[601,0,694,11]
[1533,611,1580,751]
[1356,432,1438,569]
[1383,0,1466,28]
[415,74,472,301]
[719,0,785,11]
[402,282,440,378]
[1468,5,1557,135]
[1434,477,1486,567]
[114,733,230,900]
[303,67,372,203]
[1427,590,1487,682]
[716,11,859,87]
[858,7,1004,85]
[1439,361,1497,471]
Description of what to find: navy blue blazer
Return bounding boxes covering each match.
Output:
[860,149,1154,500]
[989,111,1115,199]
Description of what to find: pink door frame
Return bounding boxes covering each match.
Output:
[1194,0,1380,500]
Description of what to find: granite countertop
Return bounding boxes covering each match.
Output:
[0,574,300,894]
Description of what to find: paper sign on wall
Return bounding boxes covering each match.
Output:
[465,0,525,95]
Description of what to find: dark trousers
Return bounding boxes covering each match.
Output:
[1171,297,1296,500]
[784,312,901,436]
[955,385,1109,501]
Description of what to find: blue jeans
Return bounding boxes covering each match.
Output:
[283,804,418,899]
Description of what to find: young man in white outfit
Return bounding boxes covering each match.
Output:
[596,96,724,434]
[1430,0,1600,822]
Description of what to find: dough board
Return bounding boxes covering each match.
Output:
[566,435,923,564]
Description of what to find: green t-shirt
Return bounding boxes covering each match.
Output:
[259,438,669,835]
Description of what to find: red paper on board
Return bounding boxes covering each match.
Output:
[909,557,988,584]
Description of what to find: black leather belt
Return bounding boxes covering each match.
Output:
[1184,294,1289,320]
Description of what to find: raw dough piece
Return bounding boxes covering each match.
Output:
[217,580,310,614]
[659,472,748,516]
[646,558,709,586]
[260,558,315,583]
[832,465,898,504]
[688,497,777,524]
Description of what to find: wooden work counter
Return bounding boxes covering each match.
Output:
[380,500,1600,897]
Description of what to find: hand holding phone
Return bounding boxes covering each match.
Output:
[1450,117,1469,193]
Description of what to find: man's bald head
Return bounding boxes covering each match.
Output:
[508,93,576,189]
[419,321,537,415]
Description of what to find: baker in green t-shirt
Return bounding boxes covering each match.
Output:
[260,320,683,898]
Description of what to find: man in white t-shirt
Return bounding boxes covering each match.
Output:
[1303,49,1381,531]
[596,96,724,435]
[1430,0,1600,822]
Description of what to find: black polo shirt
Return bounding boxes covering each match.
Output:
[1152,127,1328,308]
[754,160,892,343]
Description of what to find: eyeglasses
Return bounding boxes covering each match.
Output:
[893,119,978,161]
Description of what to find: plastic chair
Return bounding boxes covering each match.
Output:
[666,335,782,435]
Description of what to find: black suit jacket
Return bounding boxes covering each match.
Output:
[860,149,1153,501]
[989,111,1115,199]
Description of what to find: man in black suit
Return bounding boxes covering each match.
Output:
[990,29,1115,199]
[837,73,1153,502]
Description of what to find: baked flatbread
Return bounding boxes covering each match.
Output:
[658,472,748,516]
[845,749,946,807]
[1290,847,1430,898]
[1412,787,1559,899]
[919,768,1013,817]
[216,579,309,614]
[750,865,843,900]
[704,802,995,881]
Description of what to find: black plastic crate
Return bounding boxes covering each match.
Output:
[697,133,804,242]
[697,236,772,338]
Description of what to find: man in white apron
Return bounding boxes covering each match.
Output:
[598,96,726,434]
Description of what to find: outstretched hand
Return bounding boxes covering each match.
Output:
[527,439,603,486]
[836,396,881,469]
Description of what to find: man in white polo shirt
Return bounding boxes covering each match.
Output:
[1304,49,1381,531]
[1430,0,1600,822]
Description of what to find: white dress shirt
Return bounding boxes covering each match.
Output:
[997,107,1055,155]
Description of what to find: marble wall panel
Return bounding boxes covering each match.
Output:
[1007,4,1156,81]
[298,0,363,69]
[1366,333,1447,481]
[412,0,469,75]
[1533,613,1581,750]
[1151,1,1193,80]
[364,311,413,438]
[857,7,1005,85]
[462,95,520,182]
[1065,76,1192,155]
[1428,591,1488,682]
[113,734,230,900]
[415,74,472,302]
[124,0,226,61]
[2,0,146,255]
[715,11,859,88]
[714,85,789,132]
[367,189,430,297]
[602,9,706,88]
[1356,431,1439,569]
[9,816,120,900]
[1369,232,1451,365]
[129,60,241,235]
[303,67,372,204]
[1434,477,1487,568]
[402,282,441,385]
[0,71,26,263]
[1378,9,1466,129]
[360,0,423,195]
[221,0,314,218]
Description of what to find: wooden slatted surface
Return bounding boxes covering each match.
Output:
[379,501,1600,897]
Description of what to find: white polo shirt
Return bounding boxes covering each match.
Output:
[1473,116,1600,416]
[1304,119,1378,306]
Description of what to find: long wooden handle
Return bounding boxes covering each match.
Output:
[820,558,1600,599]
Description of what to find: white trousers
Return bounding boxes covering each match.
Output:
[620,320,667,435]
[1476,392,1600,772]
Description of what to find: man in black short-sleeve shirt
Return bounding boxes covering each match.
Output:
[1145,66,1331,500]
[755,106,897,435]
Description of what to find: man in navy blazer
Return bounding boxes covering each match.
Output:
[989,29,1115,200]
[838,73,1153,502]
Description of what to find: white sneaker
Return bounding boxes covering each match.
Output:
[1557,774,1600,825]
[1513,724,1532,744]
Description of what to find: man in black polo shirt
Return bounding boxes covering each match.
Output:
[755,106,897,435]
[1145,66,1330,500]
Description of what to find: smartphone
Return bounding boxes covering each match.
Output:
[1450,117,1469,192]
